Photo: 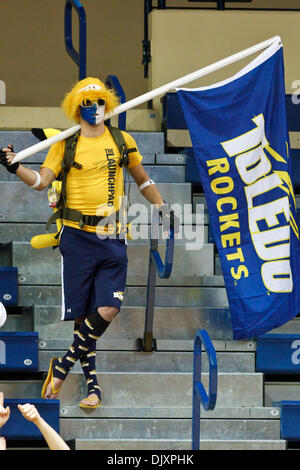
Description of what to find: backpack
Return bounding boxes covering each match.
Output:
[46,126,136,231]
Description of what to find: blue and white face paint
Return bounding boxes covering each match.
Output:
[80,98,106,126]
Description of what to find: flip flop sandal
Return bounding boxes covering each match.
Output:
[78,396,101,409]
[78,389,101,409]
[41,357,61,399]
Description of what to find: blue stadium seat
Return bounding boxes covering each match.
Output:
[291,149,300,188]
[279,401,300,441]
[256,334,300,374]
[0,267,18,305]
[162,92,187,131]
[1,399,59,440]
[287,91,300,187]
[285,94,300,132]
[185,148,200,183]
[0,332,38,371]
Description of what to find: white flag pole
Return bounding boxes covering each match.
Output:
[11,124,82,164]
[12,35,281,164]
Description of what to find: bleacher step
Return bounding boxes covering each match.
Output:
[12,241,216,286]
[269,318,300,335]
[0,379,42,399]
[59,417,280,441]
[0,372,264,412]
[128,165,185,183]
[2,153,157,166]
[35,306,233,342]
[38,336,254,353]
[0,130,165,156]
[0,182,193,223]
[0,305,34,332]
[265,382,300,407]
[50,372,263,409]
[72,438,286,450]
[60,405,279,420]
[156,154,186,165]
[38,350,255,374]
[19,285,228,308]
[0,164,186,183]
[0,209,206,225]
[75,439,286,451]
[0,152,186,167]
[0,222,209,246]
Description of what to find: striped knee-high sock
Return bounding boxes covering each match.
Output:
[53,312,110,382]
[80,350,102,401]
[74,323,102,401]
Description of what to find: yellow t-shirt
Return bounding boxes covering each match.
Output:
[41,126,143,232]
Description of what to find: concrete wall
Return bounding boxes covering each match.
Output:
[0,1,299,109]
[149,8,300,109]
[0,0,145,107]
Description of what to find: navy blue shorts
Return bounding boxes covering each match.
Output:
[59,226,128,321]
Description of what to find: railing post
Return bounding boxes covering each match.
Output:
[143,0,152,79]
[158,0,166,8]
[64,0,87,80]
[192,329,218,450]
[217,0,226,9]
[105,75,127,131]
[143,238,158,352]
[0,80,6,104]
[137,207,175,352]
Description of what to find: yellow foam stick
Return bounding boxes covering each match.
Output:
[30,180,62,249]
[115,221,133,240]
[122,222,133,240]
[43,128,62,139]
[31,128,61,141]
[31,232,60,249]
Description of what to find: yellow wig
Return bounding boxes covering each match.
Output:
[62,77,120,123]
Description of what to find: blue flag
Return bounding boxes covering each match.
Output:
[177,41,300,340]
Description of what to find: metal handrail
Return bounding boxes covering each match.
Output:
[150,208,175,278]
[192,329,218,450]
[64,0,87,80]
[137,208,175,352]
[105,75,127,131]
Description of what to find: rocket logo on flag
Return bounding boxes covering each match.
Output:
[177,40,300,340]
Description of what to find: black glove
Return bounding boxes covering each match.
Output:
[0,145,19,174]
[158,202,180,236]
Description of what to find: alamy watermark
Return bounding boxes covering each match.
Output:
[95,197,206,251]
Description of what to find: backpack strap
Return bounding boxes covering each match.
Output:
[108,126,137,167]
[59,131,81,208]
[45,131,81,230]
